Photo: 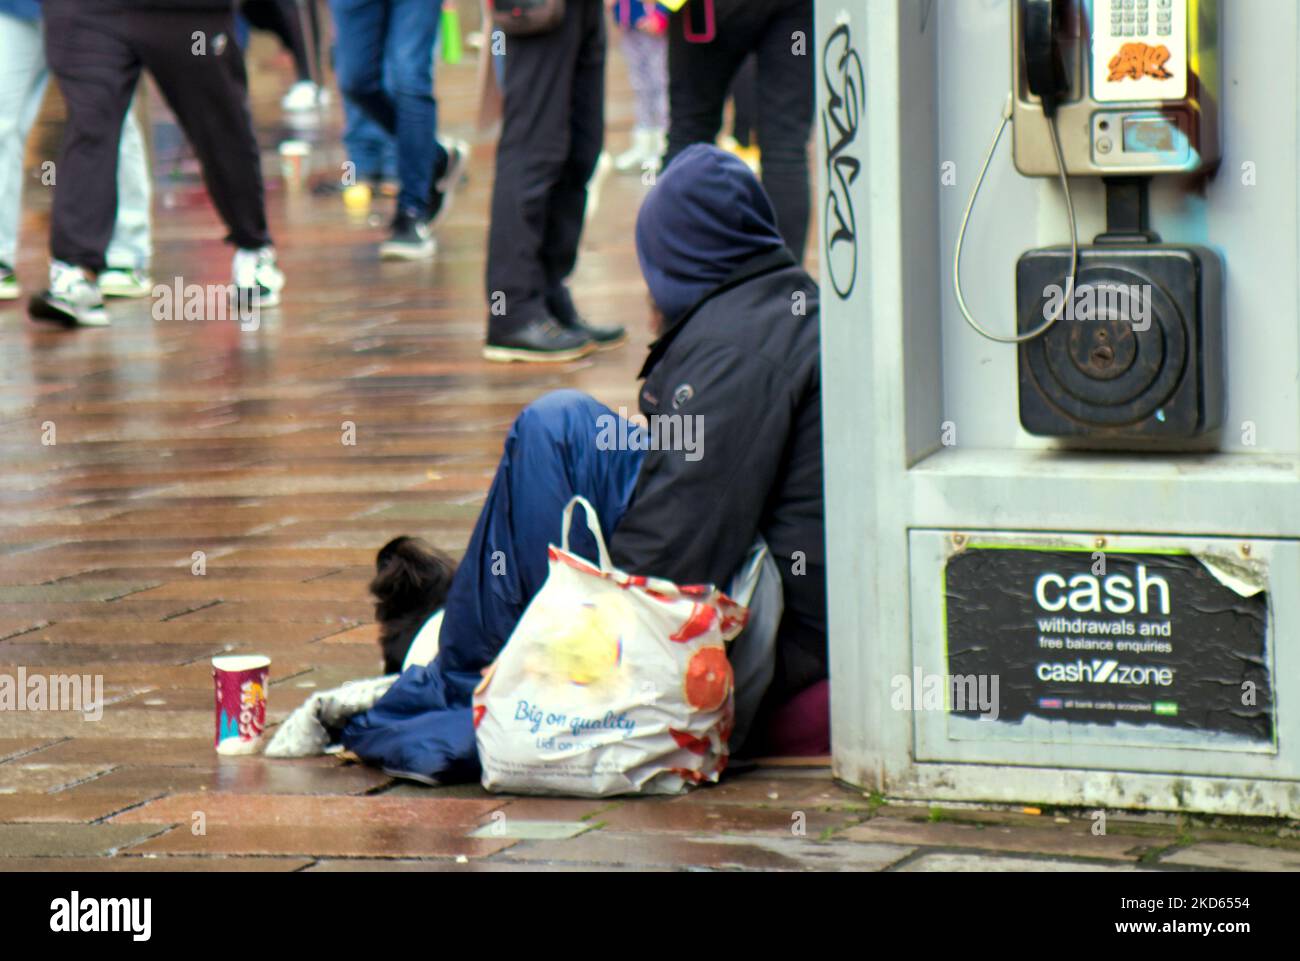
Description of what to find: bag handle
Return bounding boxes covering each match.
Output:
[561,496,613,572]
[682,0,714,42]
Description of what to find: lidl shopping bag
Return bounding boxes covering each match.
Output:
[473,496,749,796]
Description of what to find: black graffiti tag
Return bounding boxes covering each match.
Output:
[821,23,865,300]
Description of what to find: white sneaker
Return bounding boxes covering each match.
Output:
[428,137,470,229]
[99,267,154,299]
[586,151,614,220]
[614,128,660,173]
[0,263,18,300]
[436,137,471,194]
[281,81,328,112]
[232,247,285,310]
[29,261,108,327]
[650,128,666,164]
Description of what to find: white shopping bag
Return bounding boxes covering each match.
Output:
[474,496,749,796]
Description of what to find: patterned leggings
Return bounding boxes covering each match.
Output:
[620,28,668,131]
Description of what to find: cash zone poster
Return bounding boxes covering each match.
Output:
[943,547,1273,743]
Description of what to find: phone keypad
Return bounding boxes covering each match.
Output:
[1109,0,1174,39]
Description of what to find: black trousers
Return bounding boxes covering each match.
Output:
[485,0,605,335]
[44,2,271,273]
[242,0,322,83]
[730,54,758,148]
[666,0,814,260]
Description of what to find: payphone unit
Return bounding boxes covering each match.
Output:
[954,0,1223,443]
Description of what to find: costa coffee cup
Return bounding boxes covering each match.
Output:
[212,655,270,755]
[278,140,310,191]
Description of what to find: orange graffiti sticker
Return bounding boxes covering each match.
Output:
[1108,42,1173,82]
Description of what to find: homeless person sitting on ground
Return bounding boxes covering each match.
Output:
[341,144,827,782]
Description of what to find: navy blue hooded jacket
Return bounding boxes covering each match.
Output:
[636,143,786,325]
[613,144,827,704]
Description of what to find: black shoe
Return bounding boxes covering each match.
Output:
[483,317,596,364]
[427,138,470,229]
[380,210,436,261]
[547,286,626,349]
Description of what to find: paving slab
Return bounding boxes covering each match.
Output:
[113,793,503,828]
[497,832,916,871]
[842,817,1157,862]
[467,820,592,840]
[677,776,869,810]
[28,737,235,766]
[62,759,391,797]
[0,738,56,763]
[0,855,312,871]
[384,781,498,800]
[0,823,171,858]
[0,641,221,666]
[598,800,859,838]
[0,762,117,793]
[23,621,338,646]
[0,709,211,739]
[127,824,517,860]
[305,858,665,873]
[487,797,620,823]
[896,852,1151,872]
[1159,842,1300,871]
[0,792,155,823]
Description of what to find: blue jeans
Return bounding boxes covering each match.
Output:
[343,91,398,181]
[329,0,446,217]
[342,391,646,781]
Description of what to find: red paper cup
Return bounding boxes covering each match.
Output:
[212,655,270,755]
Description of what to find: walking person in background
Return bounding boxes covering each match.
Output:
[311,36,397,206]
[238,0,328,112]
[483,0,625,362]
[608,0,668,175]
[329,0,467,261]
[664,0,814,261]
[0,0,154,317]
[31,0,284,328]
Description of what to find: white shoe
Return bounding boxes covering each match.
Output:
[99,267,154,299]
[282,81,327,112]
[436,138,471,194]
[586,151,614,220]
[428,138,470,229]
[650,128,666,164]
[614,128,661,173]
[232,247,285,310]
[29,261,108,327]
[0,263,18,300]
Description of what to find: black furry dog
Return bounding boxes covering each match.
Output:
[370,536,457,674]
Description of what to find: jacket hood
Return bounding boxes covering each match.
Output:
[635,144,786,324]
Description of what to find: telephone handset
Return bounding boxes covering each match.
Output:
[1014,0,1218,177]
[1022,0,1069,118]
[954,0,1080,346]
